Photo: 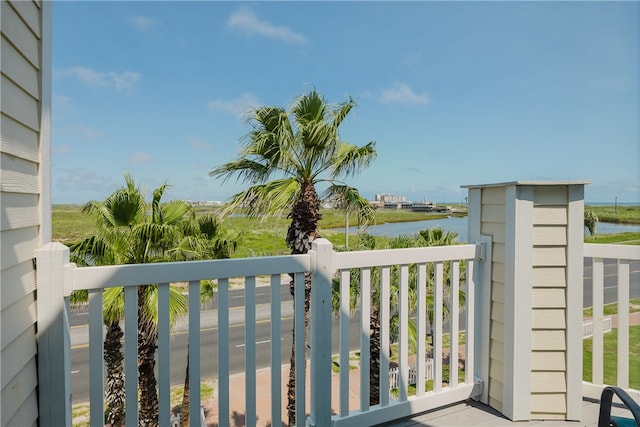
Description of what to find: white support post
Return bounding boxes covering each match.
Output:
[566,184,585,420]
[308,238,333,427]
[36,243,72,427]
[464,181,588,422]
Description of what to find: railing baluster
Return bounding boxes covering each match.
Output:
[617,260,630,388]
[189,280,201,427]
[399,264,409,401]
[157,283,170,426]
[270,274,282,426]
[294,271,306,427]
[465,260,475,384]
[124,285,138,427]
[450,261,460,388]
[379,266,391,407]
[360,268,371,411]
[88,289,104,427]
[434,262,444,393]
[218,278,230,427]
[416,263,427,396]
[592,258,604,385]
[339,269,351,416]
[245,276,257,427]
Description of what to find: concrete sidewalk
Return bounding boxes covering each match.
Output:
[202,361,363,427]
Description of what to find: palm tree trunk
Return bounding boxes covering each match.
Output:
[104,320,125,426]
[138,287,159,427]
[179,345,190,427]
[369,306,381,406]
[285,183,320,426]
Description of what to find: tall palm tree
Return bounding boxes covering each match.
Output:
[210,89,376,425]
[70,175,234,426]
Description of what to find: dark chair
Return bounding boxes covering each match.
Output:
[598,386,640,427]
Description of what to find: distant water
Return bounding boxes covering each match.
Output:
[337,216,639,243]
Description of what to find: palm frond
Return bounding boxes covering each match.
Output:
[324,184,376,226]
[331,141,377,178]
[223,178,299,218]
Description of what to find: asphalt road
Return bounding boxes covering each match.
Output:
[70,259,639,403]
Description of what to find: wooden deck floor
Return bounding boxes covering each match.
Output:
[377,397,633,426]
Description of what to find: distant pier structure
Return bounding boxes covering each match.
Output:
[372,193,450,212]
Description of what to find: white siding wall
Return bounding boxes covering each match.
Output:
[0,1,50,425]
[480,186,506,412]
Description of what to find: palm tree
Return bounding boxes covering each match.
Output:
[177,216,236,427]
[70,174,234,426]
[585,210,598,236]
[210,89,376,425]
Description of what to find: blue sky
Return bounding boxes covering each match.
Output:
[52,1,639,204]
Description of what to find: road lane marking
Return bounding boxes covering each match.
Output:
[236,338,283,348]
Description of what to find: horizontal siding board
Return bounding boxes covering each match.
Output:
[1,114,40,162]
[534,186,568,206]
[492,261,505,284]
[1,3,39,67]
[1,76,39,129]
[532,288,566,309]
[482,187,506,204]
[480,222,506,243]
[533,207,567,225]
[530,393,567,414]
[481,205,505,223]
[533,247,566,267]
[531,371,566,393]
[0,193,39,231]
[1,357,38,424]
[492,282,505,304]
[489,378,504,404]
[0,261,36,310]
[1,327,37,389]
[1,293,37,350]
[1,37,39,98]
[492,242,505,264]
[533,226,567,246]
[532,330,566,351]
[532,309,566,329]
[4,388,38,427]
[531,413,566,420]
[491,320,504,343]
[490,341,504,362]
[490,359,504,383]
[0,153,39,194]
[8,0,41,36]
[531,351,566,371]
[0,226,39,273]
[533,267,566,288]
[491,300,504,323]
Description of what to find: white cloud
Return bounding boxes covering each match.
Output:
[208,93,259,118]
[61,125,105,139]
[227,6,307,45]
[55,67,140,90]
[380,82,429,106]
[53,144,72,155]
[190,138,211,150]
[130,151,152,164]
[128,15,157,31]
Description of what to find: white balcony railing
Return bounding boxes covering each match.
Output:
[36,238,487,427]
[36,234,637,426]
[582,243,640,401]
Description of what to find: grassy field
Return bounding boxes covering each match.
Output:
[583,326,640,389]
[53,204,638,257]
[53,205,457,258]
[586,205,640,225]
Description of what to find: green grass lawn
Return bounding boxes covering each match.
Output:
[583,298,640,318]
[583,326,640,389]
[586,205,640,225]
